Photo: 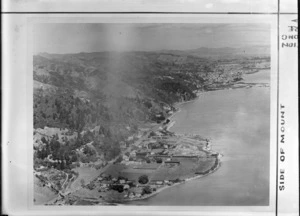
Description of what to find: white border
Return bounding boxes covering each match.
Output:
[2,14,280,216]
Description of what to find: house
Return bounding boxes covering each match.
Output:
[151,149,164,155]
[124,184,130,190]
[163,105,171,111]
[167,181,172,186]
[112,178,118,182]
[156,181,163,185]
[163,119,170,125]
[154,113,166,123]
[123,155,129,161]
[165,160,180,164]
[136,150,149,157]
[130,151,136,157]
[119,179,126,184]
[36,165,46,171]
[126,180,134,186]
[166,110,173,115]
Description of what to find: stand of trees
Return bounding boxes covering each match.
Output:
[138,175,149,184]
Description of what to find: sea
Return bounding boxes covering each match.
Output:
[130,69,270,206]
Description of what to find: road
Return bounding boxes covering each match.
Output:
[45,120,169,205]
[61,173,69,191]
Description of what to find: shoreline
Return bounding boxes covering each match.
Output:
[113,90,223,203]
[119,72,263,204]
[114,155,222,204]
[165,68,269,132]
[45,69,268,205]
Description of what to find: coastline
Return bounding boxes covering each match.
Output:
[117,156,221,204]
[122,71,268,204]
[165,68,270,133]
[48,69,268,205]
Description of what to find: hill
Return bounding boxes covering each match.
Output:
[33,49,270,169]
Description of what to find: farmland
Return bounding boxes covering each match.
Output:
[42,126,221,205]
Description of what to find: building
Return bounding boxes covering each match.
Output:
[123,155,129,161]
[136,150,149,157]
[130,151,136,157]
[165,160,180,164]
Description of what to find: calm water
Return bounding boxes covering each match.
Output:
[131,70,270,206]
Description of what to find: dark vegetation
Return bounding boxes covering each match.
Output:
[33,51,267,171]
[138,175,149,184]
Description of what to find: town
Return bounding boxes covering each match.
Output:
[35,117,220,205]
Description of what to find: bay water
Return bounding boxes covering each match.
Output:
[131,69,270,205]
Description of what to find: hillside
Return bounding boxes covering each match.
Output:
[33,49,270,202]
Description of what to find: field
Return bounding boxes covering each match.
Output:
[102,156,216,183]
[70,167,100,191]
[194,157,217,174]
[102,164,126,178]
[151,157,216,181]
[34,176,57,205]
[120,168,155,182]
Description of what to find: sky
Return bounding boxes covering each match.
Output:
[33,23,270,54]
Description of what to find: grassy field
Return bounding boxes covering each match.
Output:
[151,157,216,181]
[120,169,155,182]
[102,156,216,183]
[34,176,57,205]
[70,167,100,191]
[194,157,216,174]
[102,164,127,178]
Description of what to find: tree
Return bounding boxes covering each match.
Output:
[110,184,124,193]
[156,158,162,163]
[138,175,149,184]
[149,131,156,137]
[41,136,47,144]
[142,186,152,195]
[115,156,123,163]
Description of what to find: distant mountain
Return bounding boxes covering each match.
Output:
[159,46,270,58]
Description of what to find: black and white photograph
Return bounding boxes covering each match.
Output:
[2,0,298,215]
[32,23,271,206]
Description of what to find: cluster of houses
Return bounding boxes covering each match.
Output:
[93,174,134,193]
[120,138,180,166]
